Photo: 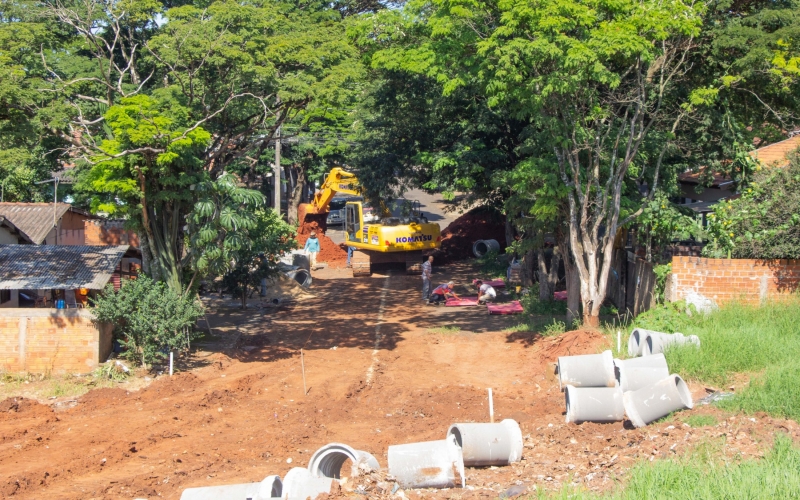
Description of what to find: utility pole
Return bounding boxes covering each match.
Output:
[273,125,282,214]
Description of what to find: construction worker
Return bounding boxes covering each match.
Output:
[421,255,433,301]
[428,281,459,305]
[475,280,497,304]
[304,232,320,268]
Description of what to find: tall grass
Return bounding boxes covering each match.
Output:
[534,434,800,499]
[632,299,800,385]
[718,360,800,421]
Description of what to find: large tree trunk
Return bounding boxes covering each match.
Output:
[537,248,552,301]
[286,165,307,226]
[504,218,515,248]
[519,248,536,287]
[558,231,581,326]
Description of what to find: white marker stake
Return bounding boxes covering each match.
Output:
[488,388,494,423]
[617,331,621,354]
[169,352,174,376]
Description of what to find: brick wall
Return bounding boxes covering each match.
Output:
[0,309,113,374]
[84,220,140,248]
[669,256,800,311]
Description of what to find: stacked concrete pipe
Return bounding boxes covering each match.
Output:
[643,332,700,356]
[623,374,694,428]
[557,350,616,389]
[180,475,282,500]
[614,353,670,392]
[564,385,625,423]
[447,419,523,466]
[307,443,380,479]
[388,434,465,489]
[627,328,663,356]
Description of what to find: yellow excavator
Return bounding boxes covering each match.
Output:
[306,167,441,276]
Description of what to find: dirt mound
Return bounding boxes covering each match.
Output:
[76,387,129,411]
[263,273,316,302]
[536,329,610,363]
[432,206,507,263]
[297,203,348,268]
[0,397,53,420]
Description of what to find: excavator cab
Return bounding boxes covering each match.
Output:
[344,202,362,243]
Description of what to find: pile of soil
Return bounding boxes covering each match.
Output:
[296,204,348,268]
[262,273,316,303]
[431,206,508,263]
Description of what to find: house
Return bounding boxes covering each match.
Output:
[0,202,96,245]
[0,245,139,373]
[750,134,800,169]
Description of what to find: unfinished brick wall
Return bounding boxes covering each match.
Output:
[669,256,800,310]
[84,220,140,248]
[0,309,113,374]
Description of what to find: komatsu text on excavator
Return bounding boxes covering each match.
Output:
[307,167,441,276]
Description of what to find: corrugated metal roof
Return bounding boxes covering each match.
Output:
[0,245,129,290]
[0,203,72,244]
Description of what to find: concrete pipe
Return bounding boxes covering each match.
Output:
[643,332,700,356]
[388,434,465,489]
[614,354,670,392]
[623,374,694,428]
[307,443,380,479]
[627,328,667,357]
[557,350,615,390]
[472,239,501,258]
[282,467,333,500]
[180,475,282,500]
[286,269,312,288]
[447,419,523,466]
[564,385,625,423]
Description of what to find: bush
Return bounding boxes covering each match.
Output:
[704,153,800,259]
[92,276,204,367]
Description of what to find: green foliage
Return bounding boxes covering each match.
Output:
[521,288,569,317]
[542,319,566,337]
[91,276,204,367]
[719,361,800,421]
[704,154,800,259]
[476,250,508,280]
[653,264,672,305]
[635,299,800,386]
[92,362,131,383]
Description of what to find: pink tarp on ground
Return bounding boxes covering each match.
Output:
[487,300,524,315]
[554,291,568,301]
[472,279,506,288]
[445,296,480,306]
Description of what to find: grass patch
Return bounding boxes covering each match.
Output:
[533,434,800,499]
[521,289,569,316]
[542,319,566,337]
[631,299,800,386]
[427,325,461,334]
[683,414,719,428]
[718,360,800,421]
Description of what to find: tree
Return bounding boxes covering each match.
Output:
[189,173,296,308]
[92,276,204,367]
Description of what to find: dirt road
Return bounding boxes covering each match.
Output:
[1,263,798,499]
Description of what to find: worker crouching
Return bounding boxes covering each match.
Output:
[475,280,496,304]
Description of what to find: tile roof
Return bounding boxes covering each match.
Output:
[750,134,800,168]
[0,245,129,290]
[0,203,72,244]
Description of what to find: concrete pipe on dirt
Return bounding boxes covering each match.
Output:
[388,434,465,489]
[564,385,625,423]
[623,374,694,428]
[627,328,668,356]
[614,354,670,392]
[307,443,380,479]
[179,475,282,500]
[643,332,700,356]
[557,350,616,390]
[282,467,334,500]
[472,239,501,258]
[286,269,312,288]
[447,419,523,466]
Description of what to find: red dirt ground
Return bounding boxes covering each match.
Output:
[1,263,798,499]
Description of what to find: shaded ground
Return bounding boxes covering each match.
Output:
[1,262,799,499]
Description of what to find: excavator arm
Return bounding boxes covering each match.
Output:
[308,167,361,214]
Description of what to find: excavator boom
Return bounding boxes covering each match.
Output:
[309,167,361,214]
